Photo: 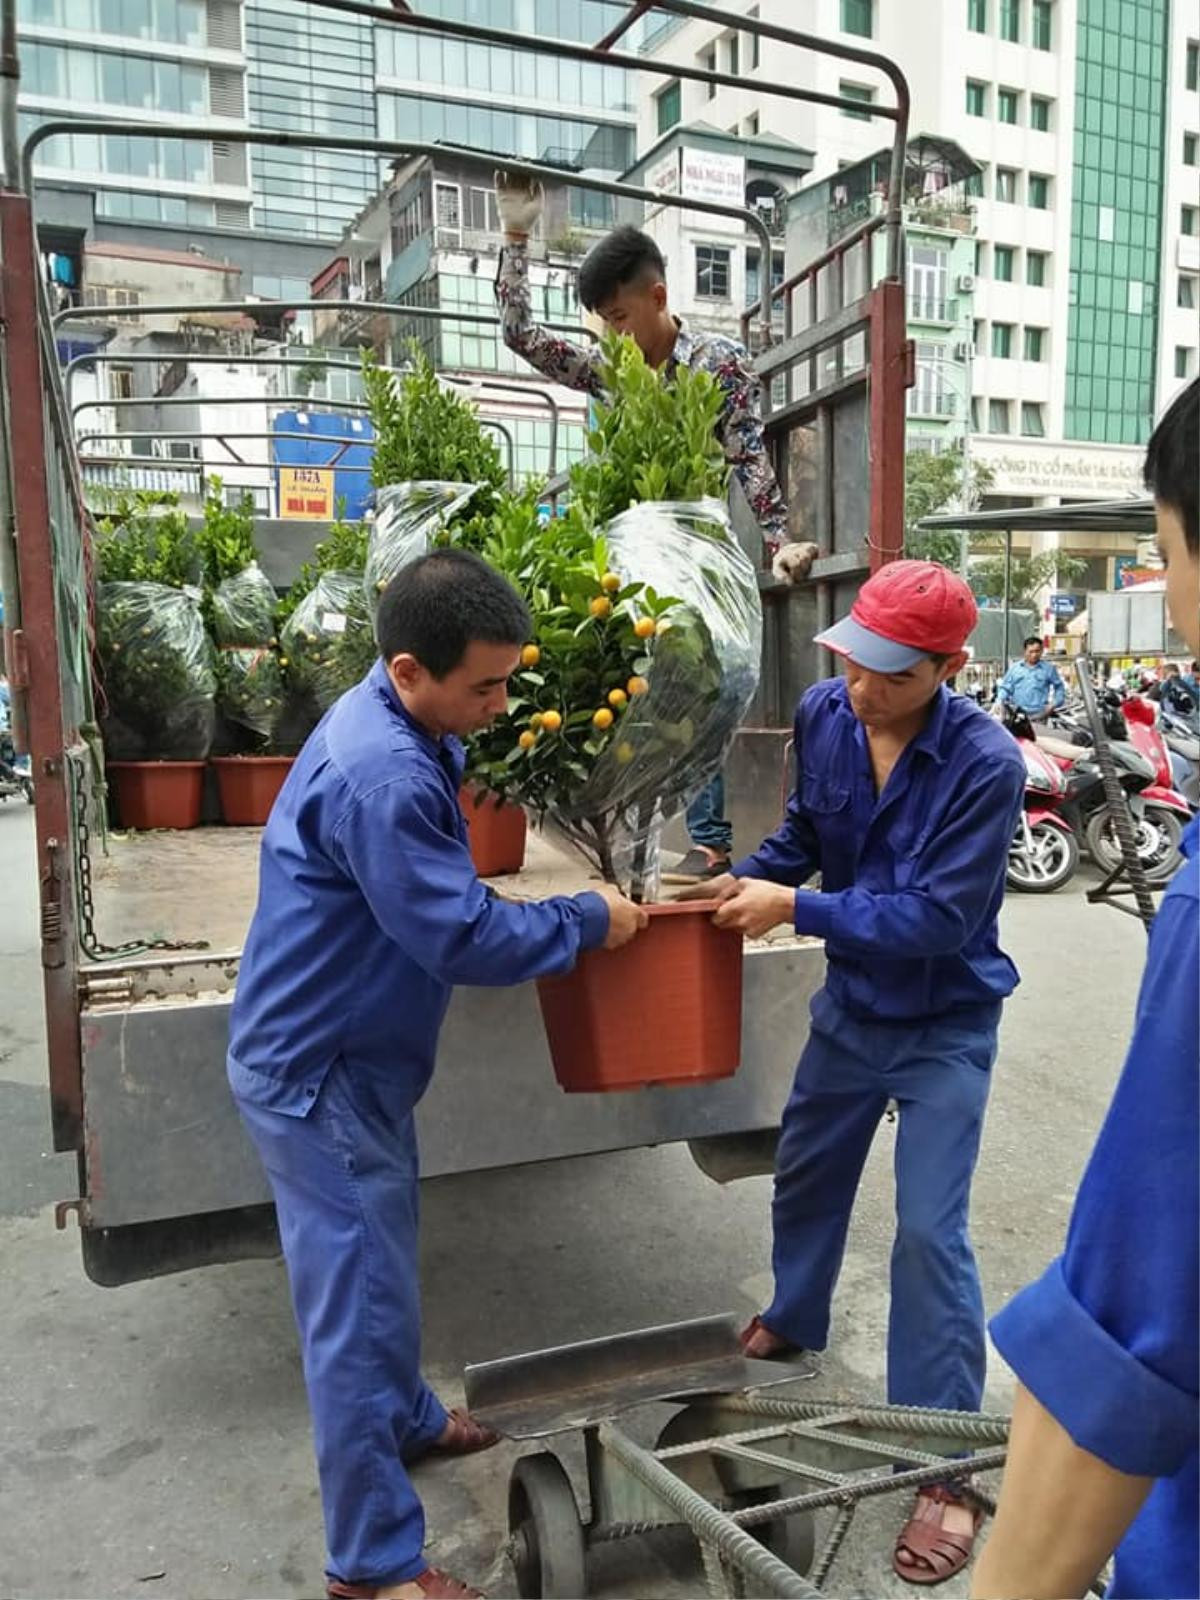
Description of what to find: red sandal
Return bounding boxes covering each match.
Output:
[327,1567,482,1599]
[738,1314,795,1360]
[893,1484,982,1586]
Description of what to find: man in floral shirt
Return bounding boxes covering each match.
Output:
[495,172,815,879]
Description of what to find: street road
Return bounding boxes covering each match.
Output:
[0,802,1147,1599]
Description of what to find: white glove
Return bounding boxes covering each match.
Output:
[495,170,544,238]
[771,541,819,585]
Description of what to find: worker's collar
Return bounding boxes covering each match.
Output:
[368,657,450,753]
[909,684,952,765]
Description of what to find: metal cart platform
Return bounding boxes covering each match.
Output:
[464,1315,1010,1598]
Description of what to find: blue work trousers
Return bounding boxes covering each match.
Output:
[234,1060,448,1588]
[686,773,733,854]
[763,988,1000,1411]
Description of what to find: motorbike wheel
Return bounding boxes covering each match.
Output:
[1007,820,1080,893]
[1085,804,1184,884]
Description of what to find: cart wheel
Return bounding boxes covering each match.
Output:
[508,1451,587,1600]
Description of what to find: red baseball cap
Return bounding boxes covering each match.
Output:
[815,560,978,672]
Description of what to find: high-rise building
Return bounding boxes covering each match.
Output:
[639,0,1195,535]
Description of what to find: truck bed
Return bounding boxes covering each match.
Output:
[90,823,810,955]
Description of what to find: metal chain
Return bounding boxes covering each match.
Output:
[69,750,209,961]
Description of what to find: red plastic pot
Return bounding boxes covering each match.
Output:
[537,902,744,1093]
[108,760,206,831]
[212,755,295,826]
[459,785,527,877]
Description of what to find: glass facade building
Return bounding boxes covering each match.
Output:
[1065,0,1168,444]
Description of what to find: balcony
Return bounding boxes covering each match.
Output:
[906,197,976,235]
[908,295,959,325]
[907,390,960,419]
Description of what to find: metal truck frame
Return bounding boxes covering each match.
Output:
[0,0,912,1284]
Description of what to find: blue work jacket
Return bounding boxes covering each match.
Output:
[228,659,609,1117]
[995,657,1067,714]
[733,679,1026,1022]
[991,816,1199,1599]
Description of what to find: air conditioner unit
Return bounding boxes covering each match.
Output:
[953,340,975,360]
[956,272,976,292]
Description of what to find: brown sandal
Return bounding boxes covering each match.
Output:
[405,1407,500,1464]
[327,1566,483,1598]
[893,1485,982,1586]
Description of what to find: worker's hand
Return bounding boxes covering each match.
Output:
[711,878,796,939]
[595,884,650,950]
[674,872,741,905]
[495,170,544,240]
[771,541,820,586]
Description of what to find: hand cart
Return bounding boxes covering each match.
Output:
[464,1315,1010,1598]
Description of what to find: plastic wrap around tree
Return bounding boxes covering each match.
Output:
[363,481,482,616]
[280,570,376,716]
[211,562,283,747]
[96,581,217,761]
[467,497,761,894]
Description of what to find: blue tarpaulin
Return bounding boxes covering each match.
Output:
[272,411,375,520]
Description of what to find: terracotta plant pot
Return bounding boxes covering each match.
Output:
[459,785,527,877]
[212,755,295,826]
[108,760,206,831]
[537,902,744,1093]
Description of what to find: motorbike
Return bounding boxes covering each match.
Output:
[0,730,33,805]
[1158,698,1200,809]
[1005,714,1083,893]
[1045,693,1192,883]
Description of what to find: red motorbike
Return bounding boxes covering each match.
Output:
[1005,717,1085,893]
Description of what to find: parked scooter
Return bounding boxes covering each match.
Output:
[1159,697,1200,808]
[0,730,33,805]
[1005,713,1083,893]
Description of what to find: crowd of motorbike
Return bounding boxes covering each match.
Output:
[1003,679,1200,894]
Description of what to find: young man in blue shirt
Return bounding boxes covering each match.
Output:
[683,560,1026,1584]
[993,635,1067,719]
[228,550,646,1600]
[973,378,1199,1600]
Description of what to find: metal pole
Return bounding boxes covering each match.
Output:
[0,0,18,189]
[958,336,973,578]
[1002,527,1012,664]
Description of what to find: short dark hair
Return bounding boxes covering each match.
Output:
[1024,635,1043,648]
[375,549,530,679]
[577,226,666,311]
[1144,377,1198,554]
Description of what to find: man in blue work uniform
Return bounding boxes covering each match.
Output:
[683,560,1025,1585]
[974,378,1199,1600]
[228,549,646,1600]
[993,634,1067,719]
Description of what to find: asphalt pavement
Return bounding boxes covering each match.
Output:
[0,801,1148,1600]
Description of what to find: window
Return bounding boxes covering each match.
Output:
[1032,0,1051,49]
[1028,173,1050,209]
[1176,346,1196,379]
[1027,250,1047,286]
[909,342,951,417]
[1183,205,1198,236]
[966,78,987,116]
[1021,402,1045,436]
[466,187,500,234]
[700,46,716,98]
[744,112,759,135]
[994,244,1014,281]
[995,167,1017,203]
[841,0,873,36]
[1185,132,1199,166]
[991,321,1013,358]
[967,0,987,32]
[1188,41,1199,92]
[908,243,950,319]
[965,167,985,197]
[1023,325,1045,361]
[748,8,760,69]
[1180,276,1197,309]
[745,247,785,314]
[1000,0,1019,42]
[998,88,1019,124]
[656,79,681,133]
[434,181,460,239]
[726,32,739,75]
[695,244,731,298]
[1030,96,1051,131]
[989,399,1012,433]
[110,365,134,400]
[840,81,875,120]
[1099,204,1116,242]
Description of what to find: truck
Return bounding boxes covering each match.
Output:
[0,0,911,1286]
